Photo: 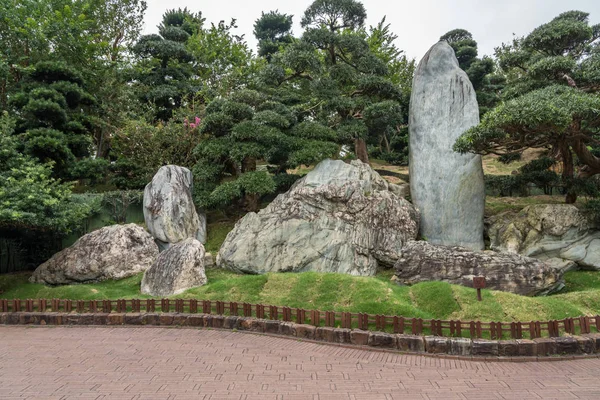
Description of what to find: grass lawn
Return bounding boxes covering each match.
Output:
[2,269,600,323]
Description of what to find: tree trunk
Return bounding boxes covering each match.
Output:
[243,193,259,212]
[560,142,577,204]
[242,157,256,173]
[354,138,369,164]
[328,43,336,65]
[241,156,259,212]
[382,134,391,153]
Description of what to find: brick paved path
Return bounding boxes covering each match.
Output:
[1,327,600,399]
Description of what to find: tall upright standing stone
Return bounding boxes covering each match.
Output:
[143,165,207,250]
[409,41,485,250]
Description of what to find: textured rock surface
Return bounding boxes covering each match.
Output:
[143,165,206,248]
[30,224,158,285]
[394,241,564,296]
[488,204,600,270]
[409,41,485,250]
[141,238,207,296]
[217,159,419,276]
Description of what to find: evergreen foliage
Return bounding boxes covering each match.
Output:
[455,11,600,203]
[132,8,203,121]
[0,113,97,233]
[440,29,504,116]
[193,89,339,211]
[9,61,96,178]
[254,11,294,61]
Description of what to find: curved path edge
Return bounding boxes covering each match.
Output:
[3,311,600,361]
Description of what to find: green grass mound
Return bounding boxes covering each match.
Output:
[2,270,600,322]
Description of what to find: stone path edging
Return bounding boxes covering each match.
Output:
[3,311,600,361]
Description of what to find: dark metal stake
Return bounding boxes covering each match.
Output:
[473,277,486,302]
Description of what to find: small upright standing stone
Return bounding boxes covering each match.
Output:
[409,41,485,250]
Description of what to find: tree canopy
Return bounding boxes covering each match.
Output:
[440,29,503,116]
[455,11,600,203]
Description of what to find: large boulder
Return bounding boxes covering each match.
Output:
[30,224,158,285]
[141,238,208,296]
[217,159,419,276]
[143,165,206,249]
[409,41,485,250]
[488,204,600,270]
[394,241,564,296]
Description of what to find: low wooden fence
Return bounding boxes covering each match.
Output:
[2,298,599,340]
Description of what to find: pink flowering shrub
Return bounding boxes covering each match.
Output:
[184,116,202,129]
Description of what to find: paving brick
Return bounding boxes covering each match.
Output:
[2,326,600,399]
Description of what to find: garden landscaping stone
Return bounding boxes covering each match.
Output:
[534,337,557,356]
[30,224,158,285]
[449,337,472,356]
[294,324,316,339]
[396,335,425,353]
[575,335,595,354]
[424,336,450,354]
[394,241,564,295]
[367,332,396,348]
[143,165,206,249]
[350,329,370,345]
[409,41,485,251]
[472,339,499,356]
[334,328,352,343]
[498,340,519,357]
[315,327,336,342]
[517,339,537,357]
[217,159,419,276]
[140,238,208,296]
[488,204,600,270]
[555,336,580,354]
[5,311,600,358]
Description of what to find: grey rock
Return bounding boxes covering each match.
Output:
[488,204,600,270]
[394,241,564,296]
[217,159,419,276]
[30,224,158,285]
[204,252,215,268]
[143,165,206,248]
[388,183,410,198]
[141,238,208,296]
[409,41,485,250]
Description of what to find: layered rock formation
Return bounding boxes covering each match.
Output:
[394,241,564,296]
[30,224,158,285]
[217,159,419,276]
[143,165,206,250]
[488,204,600,271]
[409,41,485,250]
[141,238,208,296]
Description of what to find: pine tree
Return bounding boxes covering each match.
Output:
[132,8,203,121]
[9,61,96,178]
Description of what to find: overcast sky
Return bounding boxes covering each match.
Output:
[143,0,600,61]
